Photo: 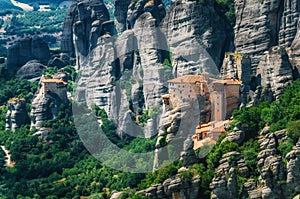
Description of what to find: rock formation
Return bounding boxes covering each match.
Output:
[154,101,200,169]
[220,53,251,105]
[48,53,73,69]
[256,128,286,199]
[288,19,300,76]
[286,139,300,194]
[60,0,112,69]
[127,0,166,29]
[6,98,29,132]
[162,0,228,76]
[234,0,281,71]
[6,36,50,72]
[210,151,249,199]
[233,0,300,99]
[138,175,200,199]
[15,60,46,81]
[255,46,293,100]
[30,75,68,128]
[73,0,168,139]
[210,127,300,199]
[279,0,300,47]
[114,0,131,34]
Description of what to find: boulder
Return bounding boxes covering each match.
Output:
[16,60,46,81]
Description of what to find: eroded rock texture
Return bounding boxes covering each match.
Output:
[210,151,249,199]
[6,36,50,72]
[234,0,300,99]
[138,175,200,199]
[114,0,131,33]
[31,76,68,129]
[279,0,300,47]
[6,99,29,132]
[255,46,293,101]
[234,0,282,71]
[289,19,300,76]
[162,0,228,76]
[15,60,46,81]
[60,0,111,68]
[286,139,300,194]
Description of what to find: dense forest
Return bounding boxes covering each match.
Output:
[3,9,66,36]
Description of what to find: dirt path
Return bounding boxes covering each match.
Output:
[10,0,33,12]
[0,145,15,168]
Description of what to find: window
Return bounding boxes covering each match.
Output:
[100,97,108,103]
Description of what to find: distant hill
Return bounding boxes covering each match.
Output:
[17,0,68,7]
[0,0,19,10]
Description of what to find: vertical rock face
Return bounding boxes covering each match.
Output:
[279,0,300,47]
[220,53,251,105]
[114,0,131,34]
[162,0,229,77]
[6,36,50,72]
[31,76,68,129]
[60,1,78,55]
[6,99,29,132]
[288,19,300,75]
[234,0,282,72]
[233,0,300,103]
[255,46,293,100]
[60,0,111,68]
[74,0,168,138]
[134,12,168,109]
[75,35,120,122]
[286,140,300,194]
[127,0,166,29]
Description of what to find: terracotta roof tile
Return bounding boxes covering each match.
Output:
[168,75,205,83]
[213,79,241,85]
[42,77,68,85]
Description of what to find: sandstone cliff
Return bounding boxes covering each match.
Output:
[6,98,29,132]
[232,0,300,101]
[288,19,300,77]
[162,0,228,76]
[30,75,68,129]
[6,36,50,72]
[60,0,112,68]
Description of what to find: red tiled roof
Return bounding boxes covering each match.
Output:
[168,75,206,83]
[42,77,68,85]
